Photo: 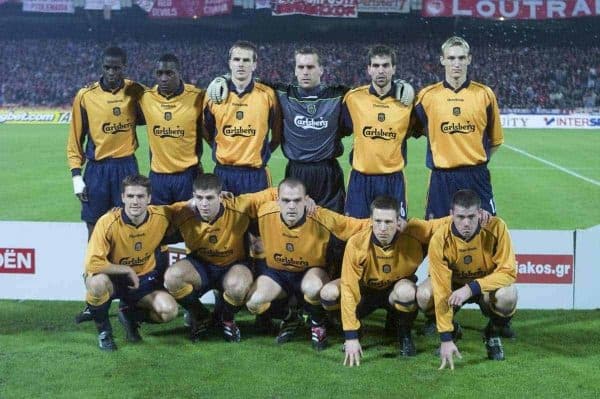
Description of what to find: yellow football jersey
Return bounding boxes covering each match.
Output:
[415,80,503,169]
[340,217,450,333]
[67,79,144,174]
[139,83,204,173]
[429,216,516,334]
[85,206,172,276]
[169,188,278,266]
[342,85,412,174]
[258,203,370,272]
[204,81,282,168]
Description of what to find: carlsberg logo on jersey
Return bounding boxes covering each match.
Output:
[102,121,134,134]
[293,115,328,130]
[440,121,476,134]
[223,125,257,137]
[152,125,185,138]
[273,253,309,268]
[119,253,152,266]
[362,126,397,140]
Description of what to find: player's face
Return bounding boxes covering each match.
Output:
[193,188,221,222]
[371,208,398,246]
[229,47,257,82]
[440,45,471,81]
[121,185,151,220]
[278,185,307,227]
[450,204,480,240]
[101,56,125,89]
[155,61,181,96]
[295,54,323,89]
[368,55,396,89]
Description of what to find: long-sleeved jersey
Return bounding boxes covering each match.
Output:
[169,188,277,266]
[429,217,516,337]
[274,83,348,162]
[204,80,282,168]
[257,204,370,272]
[139,83,204,174]
[341,217,450,336]
[67,79,144,176]
[84,206,172,277]
[341,84,413,175]
[414,80,503,169]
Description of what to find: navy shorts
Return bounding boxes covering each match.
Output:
[425,164,496,219]
[285,159,346,214]
[257,260,305,298]
[110,269,162,306]
[355,286,395,320]
[188,256,249,295]
[81,156,138,224]
[214,164,270,196]
[345,169,407,219]
[149,166,199,205]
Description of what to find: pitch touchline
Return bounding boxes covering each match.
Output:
[504,144,600,187]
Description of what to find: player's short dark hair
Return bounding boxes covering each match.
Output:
[193,173,222,193]
[229,40,258,62]
[370,196,399,216]
[451,189,481,209]
[278,178,306,196]
[295,46,321,66]
[158,53,181,70]
[121,174,151,195]
[368,45,396,66]
[103,46,127,64]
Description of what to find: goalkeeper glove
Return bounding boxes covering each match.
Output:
[394,79,415,106]
[72,175,88,202]
[207,74,230,104]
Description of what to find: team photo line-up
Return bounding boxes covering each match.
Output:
[67,36,516,369]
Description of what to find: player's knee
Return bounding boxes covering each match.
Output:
[494,285,518,314]
[86,274,110,297]
[155,301,178,323]
[416,284,434,311]
[391,283,416,304]
[246,292,268,314]
[320,282,340,302]
[301,279,324,301]
[223,278,251,302]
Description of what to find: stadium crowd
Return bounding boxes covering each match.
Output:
[1,38,598,110]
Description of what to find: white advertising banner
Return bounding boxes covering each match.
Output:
[22,0,75,13]
[501,114,600,129]
[574,225,600,309]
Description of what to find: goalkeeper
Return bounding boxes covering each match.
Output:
[207,46,415,215]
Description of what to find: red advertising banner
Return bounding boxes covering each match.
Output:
[0,248,36,274]
[422,0,600,19]
[149,0,232,18]
[516,254,574,284]
[272,0,358,17]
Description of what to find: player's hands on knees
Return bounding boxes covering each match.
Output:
[448,285,472,307]
[72,175,88,202]
[207,75,230,104]
[343,339,363,367]
[439,341,462,370]
[394,79,415,106]
[305,196,318,216]
[127,268,140,290]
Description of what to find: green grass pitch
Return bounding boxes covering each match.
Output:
[1,124,600,397]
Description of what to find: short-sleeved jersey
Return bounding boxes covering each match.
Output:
[414,80,503,169]
[275,83,347,162]
[139,83,204,174]
[428,217,516,335]
[257,204,370,272]
[341,217,450,335]
[204,80,282,168]
[67,79,144,175]
[168,188,277,266]
[341,84,412,174]
[84,206,172,277]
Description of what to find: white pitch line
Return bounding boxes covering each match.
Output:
[504,144,600,187]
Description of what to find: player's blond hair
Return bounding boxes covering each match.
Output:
[441,36,470,55]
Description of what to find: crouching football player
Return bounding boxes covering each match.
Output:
[84,175,178,351]
[419,189,518,369]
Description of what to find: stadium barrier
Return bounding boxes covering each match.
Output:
[1,221,598,309]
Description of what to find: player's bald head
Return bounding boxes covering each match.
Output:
[278,178,306,197]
